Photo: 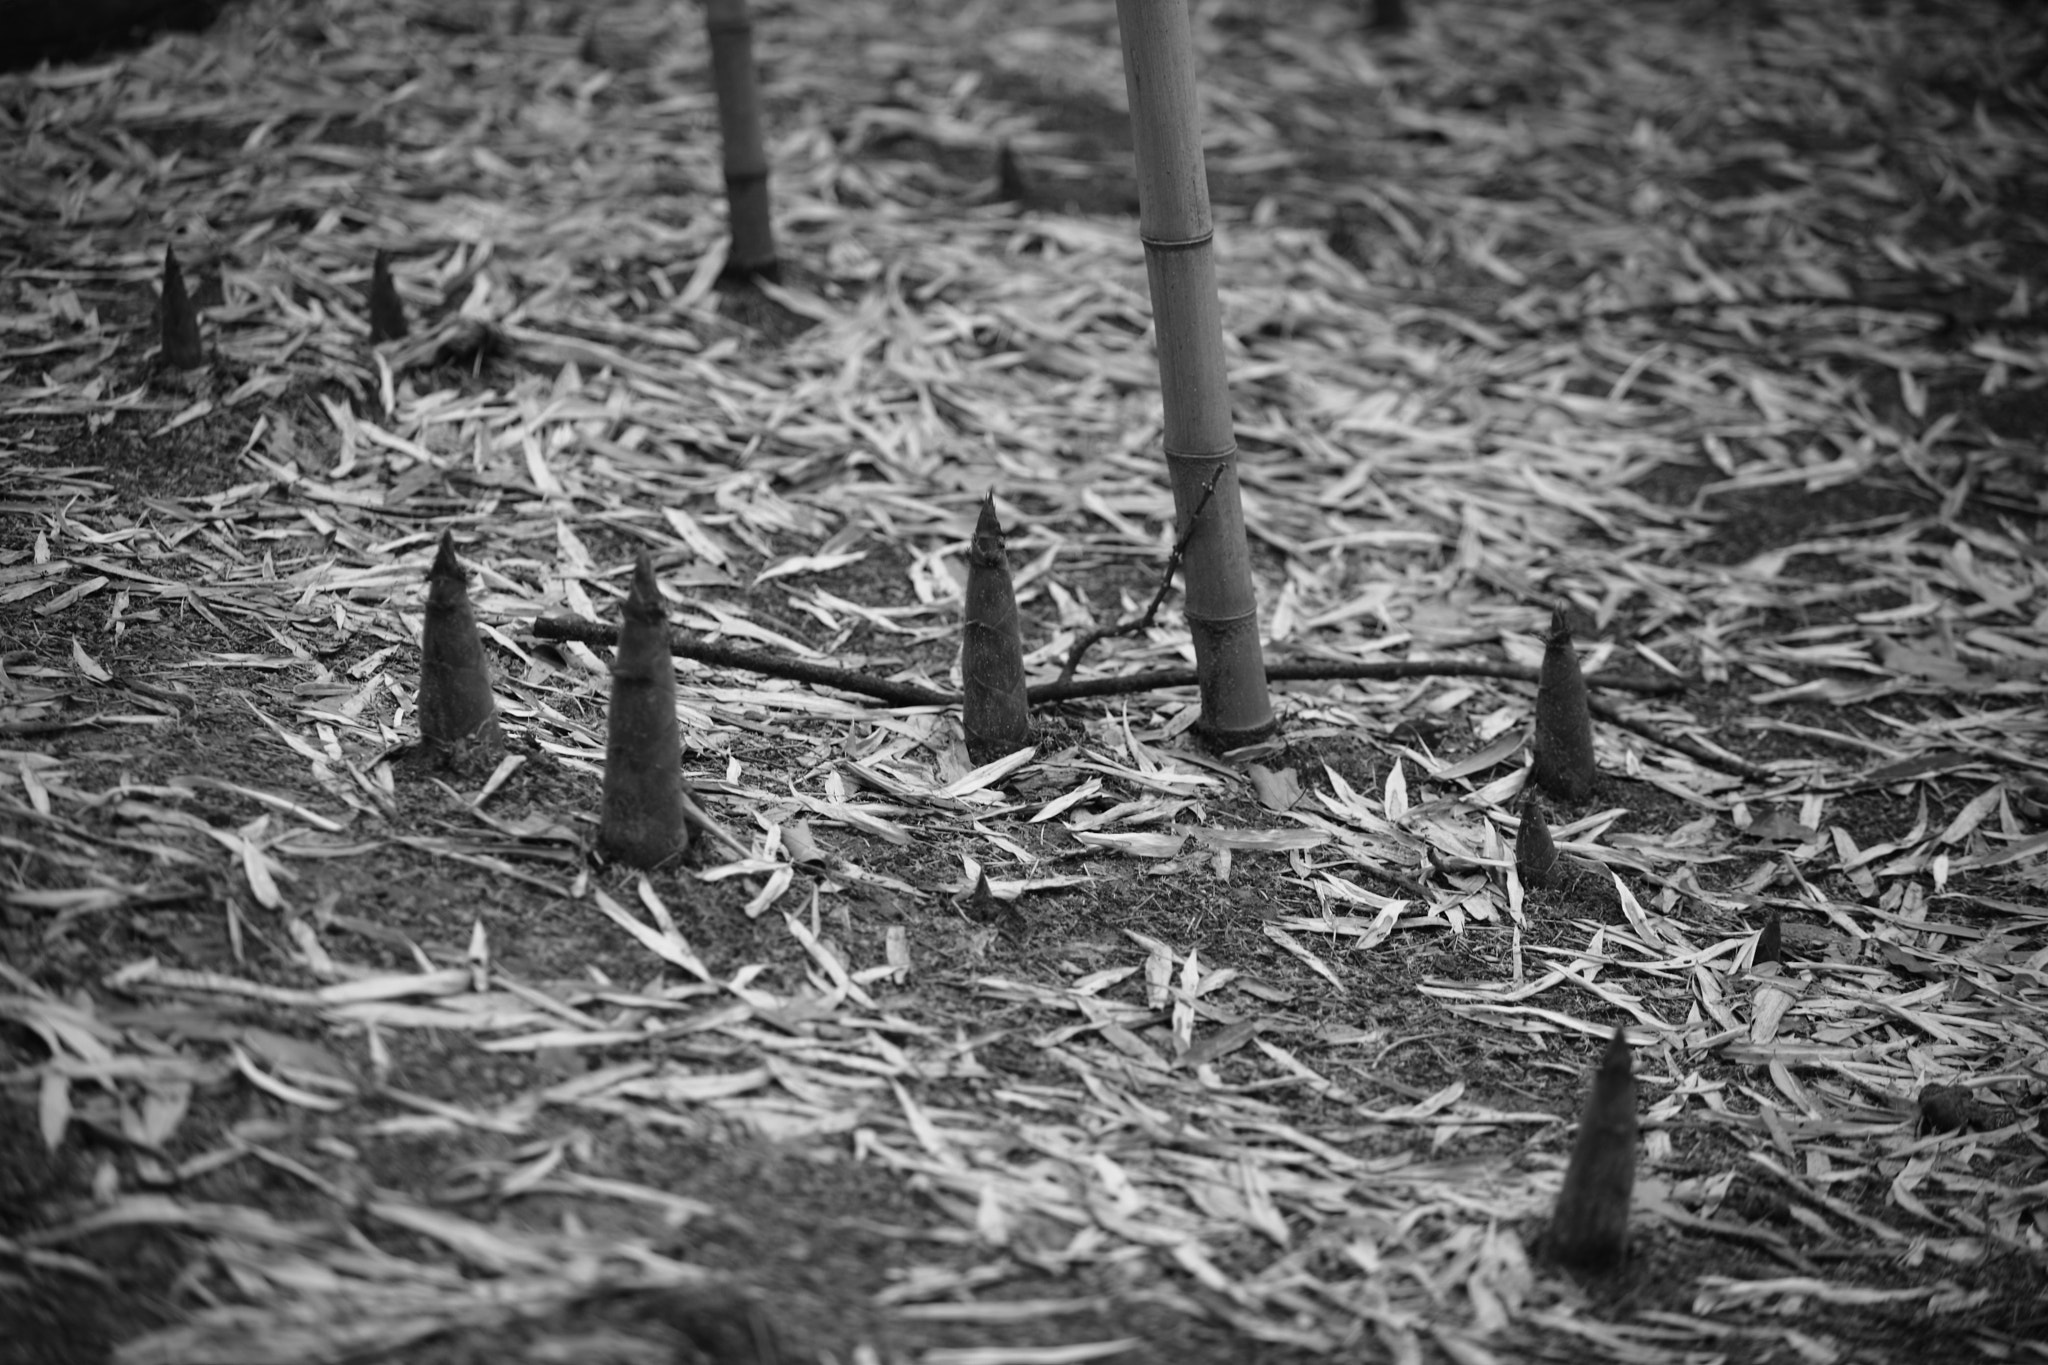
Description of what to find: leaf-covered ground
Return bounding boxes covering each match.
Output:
[3,1,2047,1362]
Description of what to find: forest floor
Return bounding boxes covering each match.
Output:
[3,0,2047,1362]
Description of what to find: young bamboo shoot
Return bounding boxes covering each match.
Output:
[417,530,504,772]
[1515,793,1558,889]
[1548,1026,1636,1272]
[1532,603,1596,802]
[599,555,691,869]
[160,245,203,370]
[368,249,409,342]
[961,493,1032,765]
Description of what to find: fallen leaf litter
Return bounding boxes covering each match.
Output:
[2,0,2046,1361]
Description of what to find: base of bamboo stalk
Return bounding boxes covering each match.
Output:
[5,0,230,72]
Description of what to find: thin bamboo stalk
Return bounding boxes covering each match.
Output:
[705,0,777,280]
[1113,0,1274,746]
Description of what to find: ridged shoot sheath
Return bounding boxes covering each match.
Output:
[1549,1026,1637,1272]
[160,245,204,370]
[598,554,691,869]
[1532,603,1596,802]
[705,0,777,279]
[1757,907,1783,965]
[961,494,1032,766]
[368,249,408,342]
[1515,793,1557,889]
[417,530,504,772]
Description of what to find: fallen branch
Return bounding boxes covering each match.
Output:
[530,615,954,707]
[530,616,1684,704]
[1586,697,1778,784]
[525,619,1765,778]
[1062,659,1681,700]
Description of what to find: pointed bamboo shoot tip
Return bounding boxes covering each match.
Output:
[429,528,465,583]
[971,493,1006,561]
[624,553,664,622]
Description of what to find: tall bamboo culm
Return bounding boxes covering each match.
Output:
[1113,0,1274,746]
[705,0,777,280]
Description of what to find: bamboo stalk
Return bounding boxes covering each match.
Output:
[1113,0,1274,747]
[704,0,777,280]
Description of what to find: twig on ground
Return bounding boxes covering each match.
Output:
[1061,659,1681,699]
[1585,695,1777,783]
[530,619,1681,704]
[531,615,955,707]
[1054,468,1221,685]
[679,782,751,859]
[526,619,1765,778]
